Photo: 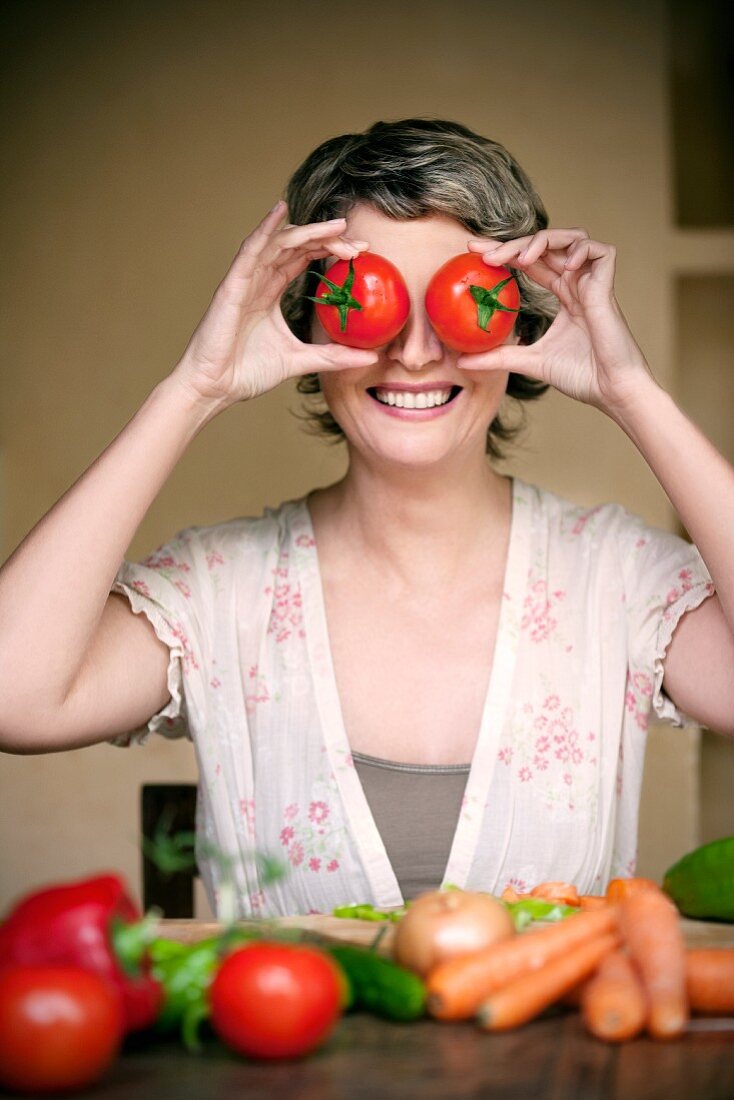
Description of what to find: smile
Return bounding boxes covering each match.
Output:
[366,385,463,415]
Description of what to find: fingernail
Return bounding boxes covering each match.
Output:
[518,249,528,260]
[270,199,284,212]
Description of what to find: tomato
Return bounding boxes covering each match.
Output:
[305,253,410,349]
[0,965,124,1094]
[209,942,342,1060]
[424,253,520,354]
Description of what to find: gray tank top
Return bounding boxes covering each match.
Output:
[352,751,470,901]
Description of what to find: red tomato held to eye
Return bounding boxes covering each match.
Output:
[0,965,124,1094]
[425,253,521,354]
[209,942,343,1060]
[305,253,410,349]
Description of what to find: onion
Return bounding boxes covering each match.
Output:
[392,889,514,977]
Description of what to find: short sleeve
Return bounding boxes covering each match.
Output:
[106,527,207,747]
[619,509,716,727]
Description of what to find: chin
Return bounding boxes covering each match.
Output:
[350,430,475,472]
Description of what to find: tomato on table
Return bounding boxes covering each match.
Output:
[209,941,343,1060]
[0,964,124,1094]
[305,253,410,349]
[424,253,520,353]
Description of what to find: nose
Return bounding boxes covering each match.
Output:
[385,299,444,371]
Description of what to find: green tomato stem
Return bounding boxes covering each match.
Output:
[469,273,520,332]
[303,259,364,332]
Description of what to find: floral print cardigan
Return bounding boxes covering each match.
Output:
[109,478,715,918]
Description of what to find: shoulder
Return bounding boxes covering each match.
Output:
[515,478,630,545]
[160,498,304,566]
[516,479,710,596]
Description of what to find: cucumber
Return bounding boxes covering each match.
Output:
[327,944,426,1020]
[663,836,734,921]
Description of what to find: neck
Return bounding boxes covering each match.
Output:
[308,447,512,589]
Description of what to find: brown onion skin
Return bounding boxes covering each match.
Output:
[393,889,515,977]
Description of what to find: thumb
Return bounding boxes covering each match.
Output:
[456,342,540,376]
[301,342,381,374]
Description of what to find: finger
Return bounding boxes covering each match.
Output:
[466,227,589,252]
[272,218,352,252]
[512,256,563,294]
[243,199,291,252]
[286,236,370,267]
[268,226,370,278]
[456,342,541,376]
[471,228,589,266]
[277,241,369,287]
[521,228,591,266]
[293,341,380,374]
[564,238,616,275]
[224,200,290,278]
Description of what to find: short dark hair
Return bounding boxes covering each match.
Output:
[280,117,557,458]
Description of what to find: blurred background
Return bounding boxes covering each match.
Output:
[1,0,733,915]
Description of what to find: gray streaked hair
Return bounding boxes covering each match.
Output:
[280,117,557,457]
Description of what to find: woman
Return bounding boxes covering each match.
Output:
[0,118,732,918]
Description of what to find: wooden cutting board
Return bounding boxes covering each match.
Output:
[159,915,397,955]
[158,914,734,955]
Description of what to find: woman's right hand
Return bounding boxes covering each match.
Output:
[171,200,378,409]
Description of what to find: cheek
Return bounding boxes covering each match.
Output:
[316,371,350,412]
[463,371,510,399]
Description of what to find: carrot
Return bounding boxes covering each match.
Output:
[426,906,618,1021]
[500,886,527,903]
[530,881,580,906]
[618,889,688,1039]
[606,877,661,904]
[477,932,620,1031]
[578,895,609,911]
[687,949,734,1014]
[581,950,648,1042]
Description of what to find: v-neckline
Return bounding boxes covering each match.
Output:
[290,478,531,906]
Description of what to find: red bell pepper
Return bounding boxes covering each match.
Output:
[0,872,163,1032]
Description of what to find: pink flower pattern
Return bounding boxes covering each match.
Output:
[520,577,566,644]
[239,799,256,837]
[114,493,715,912]
[170,620,198,674]
[288,841,305,867]
[567,505,603,538]
[265,550,306,644]
[245,665,270,714]
[308,801,329,825]
[498,694,596,814]
[275,790,344,874]
[624,669,653,732]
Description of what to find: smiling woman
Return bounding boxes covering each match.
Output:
[0,117,732,921]
[281,118,556,459]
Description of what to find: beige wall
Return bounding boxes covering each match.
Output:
[1,0,731,913]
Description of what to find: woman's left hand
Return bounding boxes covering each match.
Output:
[461,228,655,417]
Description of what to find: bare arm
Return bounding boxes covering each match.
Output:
[0,377,220,753]
[461,228,734,734]
[0,201,378,753]
[609,378,734,736]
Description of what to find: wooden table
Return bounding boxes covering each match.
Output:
[7,917,734,1099]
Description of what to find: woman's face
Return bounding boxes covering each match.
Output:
[309,202,518,471]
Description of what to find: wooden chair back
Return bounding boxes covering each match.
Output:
[141,783,198,917]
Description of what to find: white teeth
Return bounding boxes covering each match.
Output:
[373,388,453,409]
